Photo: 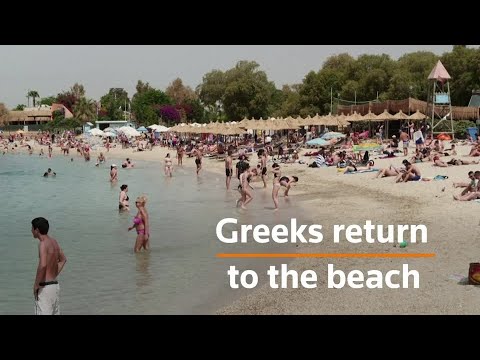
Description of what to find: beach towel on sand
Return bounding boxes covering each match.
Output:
[344,168,379,174]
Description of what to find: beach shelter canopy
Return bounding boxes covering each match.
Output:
[376,110,396,121]
[346,112,364,122]
[362,111,379,121]
[88,128,104,136]
[103,131,117,137]
[154,125,170,133]
[393,110,409,120]
[137,126,148,132]
[408,110,427,120]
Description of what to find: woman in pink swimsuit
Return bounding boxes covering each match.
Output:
[128,195,150,252]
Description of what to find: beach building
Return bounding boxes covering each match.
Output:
[95,120,136,130]
[7,104,73,129]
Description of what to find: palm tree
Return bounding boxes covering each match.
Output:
[0,103,9,128]
[28,90,40,107]
[73,98,96,123]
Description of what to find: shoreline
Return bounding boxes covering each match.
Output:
[10,140,480,314]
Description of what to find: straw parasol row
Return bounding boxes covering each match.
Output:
[165,110,427,135]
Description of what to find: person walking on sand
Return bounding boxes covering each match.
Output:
[128,196,150,252]
[31,217,67,315]
[399,130,409,156]
[225,149,233,190]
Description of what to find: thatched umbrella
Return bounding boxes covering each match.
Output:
[393,110,409,120]
[218,126,247,135]
[408,110,426,121]
[361,111,379,137]
[375,110,396,138]
[309,114,324,126]
[346,111,364,122]
[335,113,350,128]
[376,110,395,121]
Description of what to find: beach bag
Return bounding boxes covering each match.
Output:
[469,263,480,285]
[337,161,346,168]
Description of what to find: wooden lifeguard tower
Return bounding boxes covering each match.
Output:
[427,60,454,139]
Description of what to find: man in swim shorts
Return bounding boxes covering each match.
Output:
[396,160,421,183]
[225,149,233,190]
[399,130,409,156]
[193,146,203,175]
[31,217,67,315]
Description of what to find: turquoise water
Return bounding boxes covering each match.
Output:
[0,153,300,314]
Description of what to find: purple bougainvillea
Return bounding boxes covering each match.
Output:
[159,105,181,123]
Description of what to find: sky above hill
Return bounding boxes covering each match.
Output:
[0,45,457,108]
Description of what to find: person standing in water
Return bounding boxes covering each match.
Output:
[193,146,203,176]
[31,217,67,315]
[237,165,254,210]
[164,153,173,177]
[176,143,184,166]
[225,150,233,190]
[119,184,130,211]
[258,149,268,188]
[128,196,150,253]
[110,164,118,183]
[271,163,282,210]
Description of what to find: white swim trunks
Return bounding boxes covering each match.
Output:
[34,282,60,315]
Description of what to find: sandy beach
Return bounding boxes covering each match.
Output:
[23,139,480,314]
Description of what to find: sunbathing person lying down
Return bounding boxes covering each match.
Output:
[344,160,375,173]
[375,165,404,178]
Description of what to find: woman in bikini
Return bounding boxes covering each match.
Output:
[237,165,254,210]
[128,195,150,252]
[279,176,298,197]
[272,163,282,210]
[119,184,130,211]
[110,164,118,183]
[164,153,173,177]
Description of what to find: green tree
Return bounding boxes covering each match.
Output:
[272,84,302,117]
[166,78,198,104]
[0,103,9,127]
[387,51,438,100]
[135,80,152,94]
[298,71,326,116]
[14,104,26,111]
[441,46,480,105]
[100,88,130,120]
[70,83,86,101]
[74,97,96,123]
[39,96,56,106]
[131,82,172,126]
[222,60,277,120]
[28,90,40,107]
[196,70,227,120]
[184,98,206,123]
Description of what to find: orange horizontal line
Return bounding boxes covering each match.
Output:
[216,253,436,259]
